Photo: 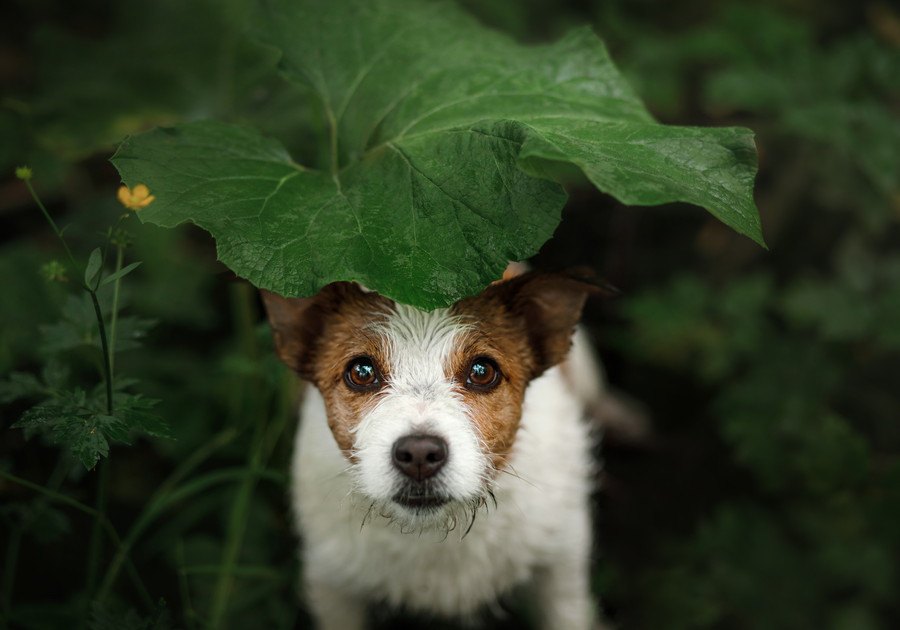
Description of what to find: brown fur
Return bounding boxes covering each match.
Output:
[450,271,599,468]
[262,283,393,455]
[263,271,597,466]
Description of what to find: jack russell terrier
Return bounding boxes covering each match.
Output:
[263,267,604,629]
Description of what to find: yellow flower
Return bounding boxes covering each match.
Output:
[117,183,155,210]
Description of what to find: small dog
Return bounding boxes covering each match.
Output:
[263,268,603,629]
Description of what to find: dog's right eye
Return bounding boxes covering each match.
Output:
[344,357,381,391]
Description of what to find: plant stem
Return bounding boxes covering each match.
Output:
[209,284,266,629]
[22,172,119,621]
[208,422,267,629]
[22,179,81,280]
[176,539,199,630]
[89,290,114,415]
[108,244,125,378]
[0,457,69,628]
[96,428,238,602]
[1,527,23,629]
[0,470,153,610]
[83,458,110,623]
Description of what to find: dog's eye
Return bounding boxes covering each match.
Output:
[466,357,501,391]
[345,357,380,391]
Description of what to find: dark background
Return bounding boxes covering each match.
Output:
[1,0,898,628]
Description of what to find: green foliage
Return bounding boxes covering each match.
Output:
[113,0,762,309]
[38,292,155,356]
[2,0,897,629]
[590,2,900,628]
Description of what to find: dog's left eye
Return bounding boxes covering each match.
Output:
[466,357,501,391]
[345,357,381,391]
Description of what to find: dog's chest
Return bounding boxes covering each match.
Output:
[291,368,592,616]
[302,496,539,614]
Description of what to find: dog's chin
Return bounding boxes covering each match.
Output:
[387,487,455,526]
[358,487,488,534]
[392,493,450,511]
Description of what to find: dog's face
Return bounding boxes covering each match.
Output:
[263,272,595,531]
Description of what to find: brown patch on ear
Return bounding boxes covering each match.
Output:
[261,283,389,381]
[260,290,316,378]
[459,269,600,378]
[450,269,599,469]
[262,283,394,458]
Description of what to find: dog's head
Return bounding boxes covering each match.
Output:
[263,271,596,531]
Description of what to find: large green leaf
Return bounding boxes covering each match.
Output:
[113,0,762,309]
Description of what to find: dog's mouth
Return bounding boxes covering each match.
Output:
[391,491,450,510]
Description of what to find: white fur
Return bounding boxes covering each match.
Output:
[291,306,600,629]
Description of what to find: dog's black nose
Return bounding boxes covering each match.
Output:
[392,435,448,481]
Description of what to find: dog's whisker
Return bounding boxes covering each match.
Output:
[360,500,376,531]
[495,466,538,488]
[462,506,478,539]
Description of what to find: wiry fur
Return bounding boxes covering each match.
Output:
[282,292,602,629]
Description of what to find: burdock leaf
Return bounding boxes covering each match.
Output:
[113,0,762,309]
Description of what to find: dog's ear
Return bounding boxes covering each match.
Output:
[483,269,602,377]
[261,282,369,380]
[260,290,321,379]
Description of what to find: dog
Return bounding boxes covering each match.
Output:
[262,267,604,629]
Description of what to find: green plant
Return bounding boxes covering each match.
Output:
[597,3,900,628]
[8,1,895,629]
[113,0,763,310]
[4,170,168,469]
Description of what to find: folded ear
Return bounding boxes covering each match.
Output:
[261,282,370,380]
[260,290,321,379]
[485,269,601,377]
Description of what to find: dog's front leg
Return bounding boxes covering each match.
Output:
[306,581,367,630]
[534,556,600,630]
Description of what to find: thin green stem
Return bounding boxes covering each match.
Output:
[176,540,199,630]
[1,527,23,629]
[84,459,110,609]
[108,245,125,377]
[88,290,114,415]
[209,284,268,629]
[181,565,282,580]
[208,423,267,629]
[22,179,81,280]
[0,470,153,610]
[0,456,69,627]
[99,213,125,288]
[96,428,238,602]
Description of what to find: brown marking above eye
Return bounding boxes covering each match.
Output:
[344,356,382,391]
[465,357,501,391]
